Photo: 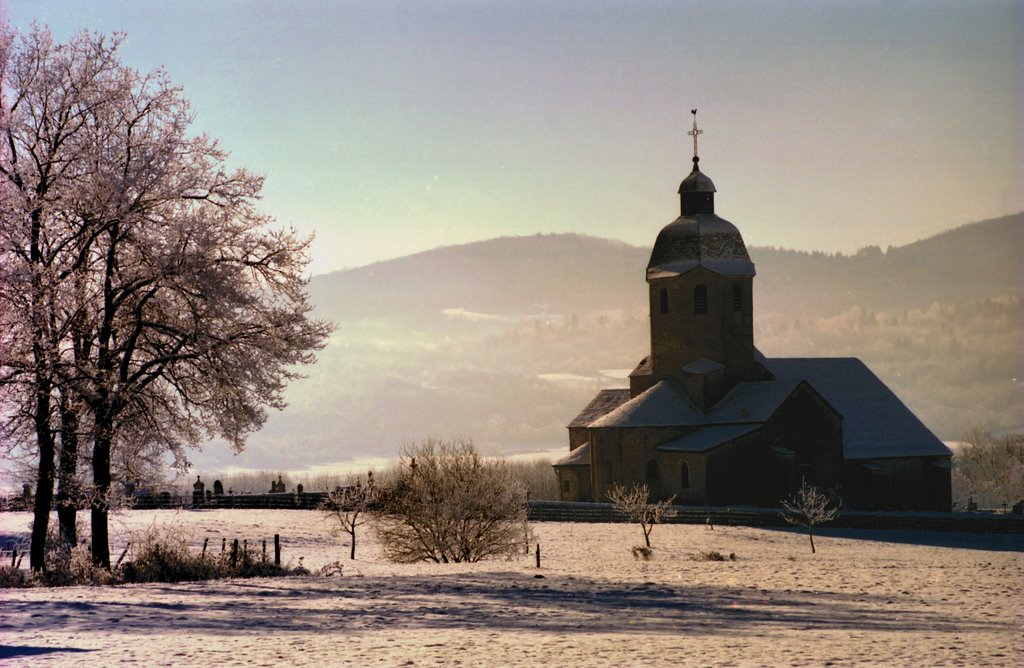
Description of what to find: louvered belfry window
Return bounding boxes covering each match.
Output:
[694,285,708,314]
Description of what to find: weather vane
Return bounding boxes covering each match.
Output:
[687,108,702,163]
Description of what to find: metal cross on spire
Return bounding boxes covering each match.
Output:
[687,108,703,164]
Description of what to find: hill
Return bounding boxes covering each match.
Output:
[309,234,649,324]
[311,213,1022,323]
[210,214,1023,472]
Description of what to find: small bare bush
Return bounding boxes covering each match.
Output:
[375,438,530,563]
[631,545,653,561]
[319,561,345,577]
[607,483,677,548]
[42,543,114,586]
[0,538,30,588]
[119,526,304,583]
[781,480,841,554]
[690,550,736,562]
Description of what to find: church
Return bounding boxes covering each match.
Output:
[554,113,952,512]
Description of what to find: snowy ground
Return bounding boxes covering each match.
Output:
[1,509,1021,667]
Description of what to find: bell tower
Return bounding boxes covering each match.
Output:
[632,110,757,409]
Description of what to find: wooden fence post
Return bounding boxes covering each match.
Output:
[274,534,281,566]
[114,543,131,570]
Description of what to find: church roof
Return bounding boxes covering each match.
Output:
[570,357,947,461]
[629,356,652,378]
[678,164,717,193]
[766,358,951,460]
[567,389,631,428]
[589,381,704,428]
[647,214,755,279]
[554,442,591,466]
[705,377,804,423]
[657,424,761,453]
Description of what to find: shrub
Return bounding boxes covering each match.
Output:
[690,550,736,562]
[118,526,306,583]
[631,545,653,561]
[0,563,31,588]
[42,542,114,587]
[375,438,530,563]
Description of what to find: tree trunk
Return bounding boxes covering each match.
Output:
[91,418,113,568]
[30,380,56,572]
[28,196,56,572]
[808,527,816,554]
[350,529,356,560]
[56,398,80,548]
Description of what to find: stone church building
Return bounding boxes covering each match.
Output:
[554,118,951,511]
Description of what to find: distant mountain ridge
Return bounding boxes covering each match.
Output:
[310,234,649,322]
[310,213,1023,322]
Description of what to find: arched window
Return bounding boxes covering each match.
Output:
[681,462,690,489]
[732,284,742,312]
[646,459,659,482]
[659,288,669,314]
[694,285,708,314]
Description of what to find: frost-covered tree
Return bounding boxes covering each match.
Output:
[0,26,331,568]
[953,428,1024,509]
[780,480,840,554]
[607,482,677,549]
[375,439,529,563]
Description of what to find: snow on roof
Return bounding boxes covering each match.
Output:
[569,357,949,461]
[578,376,798,430]
[705,378,802,423]
[647,214,755,278]
[629,356,652,377]
[766,357,951,460]
[553,442,591,466]
[567,389,631,428]
[656,424,761,453]
[589,381,704,428]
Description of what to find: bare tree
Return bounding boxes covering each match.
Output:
[0,26,332,568]
[780,480,841,554]
[321,472,377,560]
[375,439,529,563]
[607,483,677,549]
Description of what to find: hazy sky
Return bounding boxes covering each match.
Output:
[4,1,1021,275]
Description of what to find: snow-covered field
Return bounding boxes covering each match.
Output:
[1,509,1021,667]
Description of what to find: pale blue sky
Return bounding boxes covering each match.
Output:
[4,1,1022,275]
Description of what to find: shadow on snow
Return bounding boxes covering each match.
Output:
[2,571,1009,639]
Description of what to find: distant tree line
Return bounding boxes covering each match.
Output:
[952,428,1024,510]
